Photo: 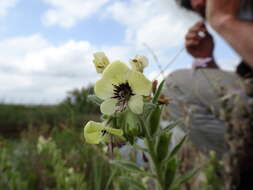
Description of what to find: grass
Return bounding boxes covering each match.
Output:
[0,86,224,190]
[0,125,116,190]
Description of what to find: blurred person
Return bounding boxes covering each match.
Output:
[164,0,253,158]
[181,0,253,73]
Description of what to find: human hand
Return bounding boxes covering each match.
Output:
[185,21,214,58]
[206,0,240,31]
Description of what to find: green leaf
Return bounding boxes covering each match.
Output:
[110,160,146,175]
[152,80,165,104]
[118,176,146,190]
[148,105,162,135]
[156,132,172,162]
[142,103,156,119]
[169,136,186,158]
[87,95,103,105]
[127,111,145,138]
[104,169,117,190]
[133,143,148,152]
[173,166,200,188]
[163,157,177,189]
[171,187,181,190]
[162,120,182,132]
[116,111,138,144]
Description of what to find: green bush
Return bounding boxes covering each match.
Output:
[0,86,100,136]
[0,127,114,190]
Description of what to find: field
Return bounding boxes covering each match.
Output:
[0,87,223,190]
[0,87,114,190]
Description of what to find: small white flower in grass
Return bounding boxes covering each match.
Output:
[130,55,149,73]
[93,52,110,73]
[95,61,152,115]
[84,121,123,144]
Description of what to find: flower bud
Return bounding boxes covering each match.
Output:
[130,55,148,73]
[152,80,158,95]
[93,52,110,73]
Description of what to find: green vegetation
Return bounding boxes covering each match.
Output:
[0,86,99,136]
[0,127,118,190]
[0,86,116,190]
[0,86,224,190]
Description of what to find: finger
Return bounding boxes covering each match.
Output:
[186,39,200,47]
[189,21,207,33]
[189,25,207,33]
[197,31,207,38]
[190,21,205,30]
[185,33,202,41]
[186,29,207,42]
[195,21,205,28]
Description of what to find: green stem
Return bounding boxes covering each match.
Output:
[145,138,164,190]
[137,115,165,190]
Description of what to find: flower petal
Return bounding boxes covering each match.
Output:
[84,121,123,144]
[106,127,123,136]
[103,61,130,85]
[100,98,118,115]
[84,121,104,144]
[95,77,114,100]
[128,95,144,114]
[128,70,152,96]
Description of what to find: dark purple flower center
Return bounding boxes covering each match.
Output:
[111,82,134,112]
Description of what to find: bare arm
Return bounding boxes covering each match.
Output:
[206,0,253,68]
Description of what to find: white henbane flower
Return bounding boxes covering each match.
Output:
[84,121,123,144]
[93,52,110,73]
[129,55,149,73]
[95,61,152,115]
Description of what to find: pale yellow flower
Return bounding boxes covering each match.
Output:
[84,121,123,144]
[129,55,149,73]
[93,52,110,73]
[94,61,152,115]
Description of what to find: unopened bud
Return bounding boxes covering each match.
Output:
[93,52,110,73]
[129,55,148,73]
[158,94,170,105]
[152,80,158,94]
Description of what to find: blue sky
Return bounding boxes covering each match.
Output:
[0,0,240,104]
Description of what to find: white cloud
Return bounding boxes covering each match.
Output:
[0,35,96,103]
[42,0,109,28]
[105,0,200,49]
[104,0,242,72]
[0,35,132,104]
[0,0,17,17]
[148,69,173,83]
[0,0,242,104]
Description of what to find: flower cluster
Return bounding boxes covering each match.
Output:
[84,53,152,144]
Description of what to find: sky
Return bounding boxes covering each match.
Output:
[0,0,241,104]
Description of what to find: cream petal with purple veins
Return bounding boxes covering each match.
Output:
[128,95,143,114]
[100,98,118,115]
[102,61,130,85]
[94,61,152,115]
[94,78,114,100]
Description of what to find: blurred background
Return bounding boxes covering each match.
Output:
[0,0,240,104]
[0,0,236,189]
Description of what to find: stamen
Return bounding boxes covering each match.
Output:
[111,82,135,112]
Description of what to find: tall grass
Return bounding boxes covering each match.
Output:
[0,126,118,190]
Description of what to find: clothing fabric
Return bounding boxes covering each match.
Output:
[164,69,244,158]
